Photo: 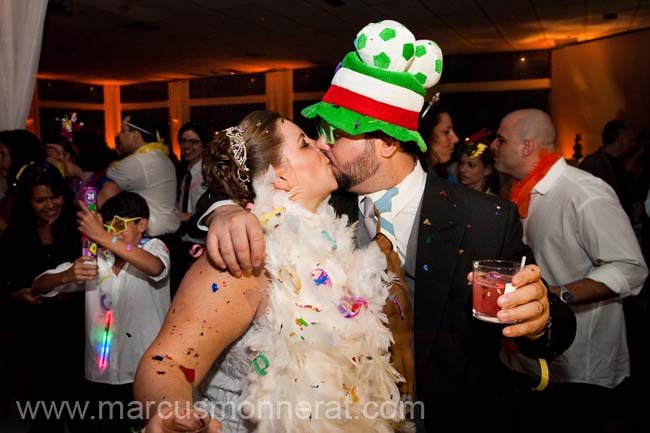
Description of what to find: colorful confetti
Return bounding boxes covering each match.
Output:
[338,296,368,318]
[321,230,337,251]
[211,283,219,293]
[179,365,195,383]
[310,268,332,287]
[388,294,405,319]
[295,318,309,328]
[343,384,359,402]
[425,234,435,244]
[423,264,429,271]
[261,207,285,230]
[152,355,164,362]
[296,303,322,312]
[279,267,301,293]
[439,191,447,197]
[252,354,270,376]
[189,243,204,258]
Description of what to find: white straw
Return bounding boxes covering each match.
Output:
[520,256,527,270]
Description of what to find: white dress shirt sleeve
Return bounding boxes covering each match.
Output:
[143,238,171,283]
[578,195,648,297]
[107,156,146,190]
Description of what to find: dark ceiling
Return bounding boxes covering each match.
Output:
[38,0,650,84]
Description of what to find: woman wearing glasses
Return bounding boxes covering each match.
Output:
[173,121,211,295]
[32,190,171,433]
[0,162,84,433]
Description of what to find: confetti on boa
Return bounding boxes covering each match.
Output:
[239,168,412,433]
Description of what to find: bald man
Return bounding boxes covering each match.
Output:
[492,109,647,432]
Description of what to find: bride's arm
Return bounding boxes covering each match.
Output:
[134,253,266,426]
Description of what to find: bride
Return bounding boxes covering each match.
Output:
[134,110,412,433]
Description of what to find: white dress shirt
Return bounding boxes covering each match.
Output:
[179,159,207,215]
[502,158,648,388]
[358,159,427,264]
[108,150,180,236]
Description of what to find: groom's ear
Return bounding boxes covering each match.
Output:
[378,135,399,158]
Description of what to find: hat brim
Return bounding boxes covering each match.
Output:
[301,101,427,152]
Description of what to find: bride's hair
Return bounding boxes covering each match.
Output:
[203,110,284,206]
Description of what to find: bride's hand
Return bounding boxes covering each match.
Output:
[144,407,222,433]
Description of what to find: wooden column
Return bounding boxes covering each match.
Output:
[103,85,121,149]
[265,70,293,119]
[168,80,190,159]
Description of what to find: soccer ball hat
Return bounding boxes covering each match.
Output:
[301,20,443,152]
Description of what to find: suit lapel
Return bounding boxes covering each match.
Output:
[414,174,468,365]
[329,189,359,223]
[330,175,469,366]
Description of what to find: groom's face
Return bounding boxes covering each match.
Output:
[315,130,380,194]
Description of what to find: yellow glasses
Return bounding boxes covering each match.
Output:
[103,216,141,234]
[315,118,336,145]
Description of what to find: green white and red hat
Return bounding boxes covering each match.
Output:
[301,20,443,152]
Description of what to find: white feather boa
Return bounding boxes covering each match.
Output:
[241,169,408,433]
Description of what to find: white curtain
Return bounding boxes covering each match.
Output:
[0,0,48,131]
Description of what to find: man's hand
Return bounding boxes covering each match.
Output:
[206,205,265,277]
[470,264,550,338]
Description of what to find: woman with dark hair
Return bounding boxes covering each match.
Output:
[0,129,46,235]
[457,129,499,194]
[418,104,460,181]
[2,129,46,188]
[134,111,410,433]
[0,162,84,433]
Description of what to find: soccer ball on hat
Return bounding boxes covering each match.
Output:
[406,40,443,88]
[354,20,416,72]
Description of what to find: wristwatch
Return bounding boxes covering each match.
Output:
[559,285,573,304]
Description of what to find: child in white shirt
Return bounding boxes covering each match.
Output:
[33,191,170,432]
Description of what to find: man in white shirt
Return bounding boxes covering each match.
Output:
[103,114,180,237]
[173,121,210,293]
[492,108,648,433]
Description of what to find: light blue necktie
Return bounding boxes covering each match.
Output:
[363,186,399,239]
[374,186,399,236]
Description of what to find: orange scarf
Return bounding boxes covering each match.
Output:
[510,150,561,218]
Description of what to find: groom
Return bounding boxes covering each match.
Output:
[195,20,576,432]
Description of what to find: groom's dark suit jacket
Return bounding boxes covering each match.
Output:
[330,169,576,431]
